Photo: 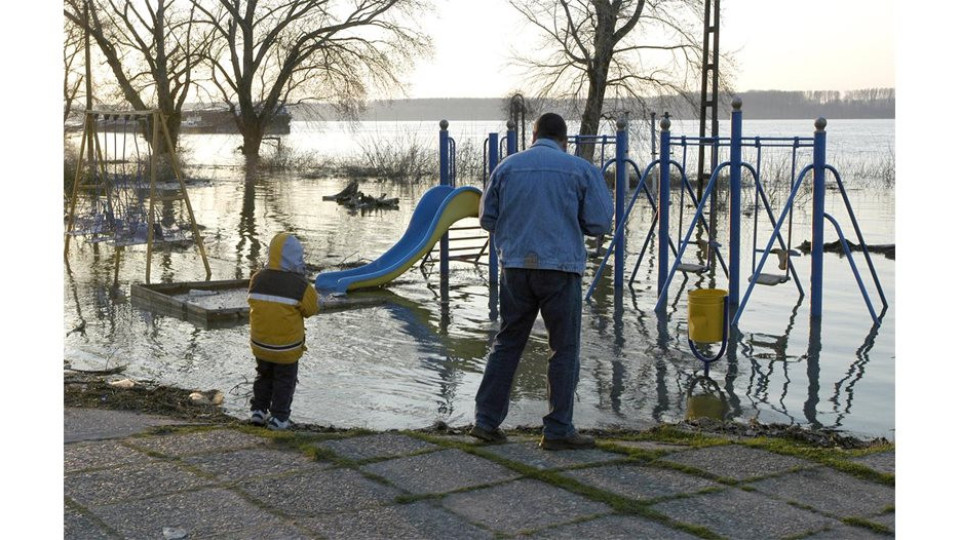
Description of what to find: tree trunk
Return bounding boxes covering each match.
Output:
[579,84,603,163]
[578,59,610,163]
[240,125,265,156]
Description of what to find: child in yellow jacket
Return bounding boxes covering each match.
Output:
[248,233,318,430]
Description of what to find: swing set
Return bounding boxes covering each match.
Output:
[582,98,886,327]
[64,110,210,283]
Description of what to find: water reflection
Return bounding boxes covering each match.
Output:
[804,318,824,428]
[65,261,87,338]
[685,375,729,421]
[827,321,882,429]
[237,157,264,278]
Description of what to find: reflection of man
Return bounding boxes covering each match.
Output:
[471,113,613,450]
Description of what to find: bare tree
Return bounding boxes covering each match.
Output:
[509,0,707,161]
[63,0,213,152]
[64,12,86,123]
[189,0,430,156]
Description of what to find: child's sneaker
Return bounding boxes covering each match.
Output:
[267,417,290,431]
[250,410,269,426]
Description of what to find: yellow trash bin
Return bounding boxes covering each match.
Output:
[688,289,727,343]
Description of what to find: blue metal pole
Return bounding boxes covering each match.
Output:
[728,98,743,315]
[614,118,627,291]
[657,115,671,295]
[439,119,450,277]
[507,120,518,155]
[486,132,499,282]
[811,117,827,318]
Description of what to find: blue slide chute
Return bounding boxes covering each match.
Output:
[315,185,482,294]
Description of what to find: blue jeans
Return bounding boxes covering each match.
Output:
[475,268,583,439]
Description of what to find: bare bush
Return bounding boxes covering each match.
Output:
[352,132,435,183]
[451,137,486,188]
[258,146,329,175]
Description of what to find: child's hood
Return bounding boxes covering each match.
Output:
[267,232,306,274]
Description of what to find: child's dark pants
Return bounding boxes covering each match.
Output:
[251,358,299,422]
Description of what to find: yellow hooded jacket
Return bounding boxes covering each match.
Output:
[248,233,319,364]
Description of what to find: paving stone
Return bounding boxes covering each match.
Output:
[658,444,814,481]
[480,441,624,470]
[315,432,439,461]
[65,407,188,443]
[441,479,612,534]
[64,439,156,473]
[205,522,315,539]
[650,488,838,539]
[64,505,119,539]
[238,467,402,516]
[65,461,210,506]
[184,447,330,483]
[300,501,494,539]
[605,440,691,453]
[127,428,268,457]
[801,524,888,539]
[88,487,292,539]
[561,463,721,500]
[361,448,521,494]
[530,514,701,539]
[747,467,895,518]
[852,451,895,475]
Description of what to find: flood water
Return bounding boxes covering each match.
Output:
[63,118,895,441]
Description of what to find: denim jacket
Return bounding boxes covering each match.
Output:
[480,138,614,276]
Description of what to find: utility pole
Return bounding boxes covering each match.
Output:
[696,0,720,198]
[83,0,94,165]
[510,93,526,150]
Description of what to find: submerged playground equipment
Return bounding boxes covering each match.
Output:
[581,97,888,327]
[314,184,481,294]
[64,110,210,284]
[315,97,887,332]
[315,120,485,294]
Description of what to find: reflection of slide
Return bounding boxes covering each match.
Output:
[315,185,482,294]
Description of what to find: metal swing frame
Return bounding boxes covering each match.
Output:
[64,109,211,284]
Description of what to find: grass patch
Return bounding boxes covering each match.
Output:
[629,424,734,448]
[739,437,895,486]
[394,492,444,504]
[842,516,894,535]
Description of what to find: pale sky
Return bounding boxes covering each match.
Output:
[403,0,896,99]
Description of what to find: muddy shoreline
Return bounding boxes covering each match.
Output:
[64,368,889,450]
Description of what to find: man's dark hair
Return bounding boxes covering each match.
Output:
[533,112,567,143]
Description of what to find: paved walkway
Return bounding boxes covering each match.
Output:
[64,408,894,539]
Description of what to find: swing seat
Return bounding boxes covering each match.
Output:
[677,263,709,274]
[753,273,790,286]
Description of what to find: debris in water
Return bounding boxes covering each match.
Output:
[188,390,224,406]
[109,379,137,389]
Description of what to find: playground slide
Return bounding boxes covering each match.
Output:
[315,185,482,294]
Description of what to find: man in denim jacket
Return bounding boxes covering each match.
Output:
[471,112,613,450]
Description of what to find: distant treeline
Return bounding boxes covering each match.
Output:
[290,88,894,122]
[714,89,895,119]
